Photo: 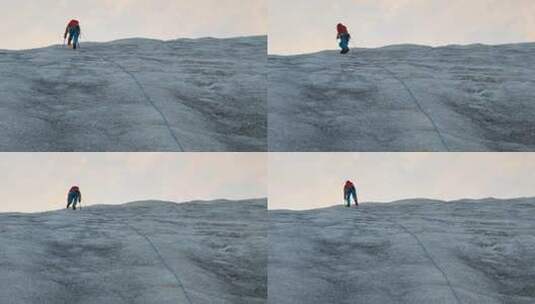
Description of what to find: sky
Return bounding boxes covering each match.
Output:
[269,153,535,210]
[269,0,535,54]
[0,153,266,213]
[0,0,267,50]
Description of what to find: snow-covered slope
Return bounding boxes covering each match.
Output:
[0,36,266,151]
[0,199,267,304]
[269,43,535,151]
[269,198,535,304]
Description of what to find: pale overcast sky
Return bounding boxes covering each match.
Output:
[0,153,266,213]
[0,0,267,50]
[269,0,535,54]
[269,153,535,210]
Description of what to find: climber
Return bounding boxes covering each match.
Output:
[343,180,358,207]
[64,19,81,49]
[336,23,351,54]
[66,186,82,210]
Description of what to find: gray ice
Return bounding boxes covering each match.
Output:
[0,36,267,151]
[269,198,535,304]
[269,43,535,151]
[0,199,267,304]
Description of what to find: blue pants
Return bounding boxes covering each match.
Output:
[68,29,80,48]
[67,192,79,209]
[345,189,357,206]
[339,34,350,51]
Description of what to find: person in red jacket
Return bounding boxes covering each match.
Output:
[344,180,358,207]
[336,23,351,54]
[66,186,82,210]
[64,19,81,49]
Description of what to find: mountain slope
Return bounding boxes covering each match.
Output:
[0,36,266,151]
[269,43,535,151]
[0,199,267,304]
[269,198,535,304]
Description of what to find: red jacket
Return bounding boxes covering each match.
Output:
[344,181,355,193]
[68,186,82,202]
[64,20,80,38]
[337,23,348,35]
[68,20,79,28]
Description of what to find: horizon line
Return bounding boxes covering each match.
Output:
[0,197,268,215]
[0,34,268,52]
[268,40,535,57]
[270,196,535,211]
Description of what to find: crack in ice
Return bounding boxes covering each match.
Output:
[94,54,186,151]
[124,221,194,304]
[359,208,462,304]
[370,62,451,151]
[89,209,194,304]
